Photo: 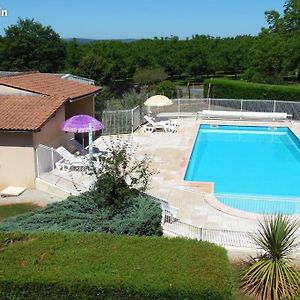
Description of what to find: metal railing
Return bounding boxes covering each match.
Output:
[36,144,90,195]
[147,193,300,249]
[154,98,300,120]
[97,106,144,135]
[155,98,300,120]
[207,98,300,120]
[95,98,300,135]
[145,192,258,249]
[163,220,257,248]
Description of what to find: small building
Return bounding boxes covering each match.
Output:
[0,72,101,189]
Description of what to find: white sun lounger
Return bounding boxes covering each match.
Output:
[55,146,92,173]
[143,115,178,133]
[199,110,293,121]
[69,138,109,157]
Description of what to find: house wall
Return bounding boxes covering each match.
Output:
[0,95,96,190]
[33,106,72,149]
[0,132,36,189]
[65,95,95,119]
[0,106,72,190]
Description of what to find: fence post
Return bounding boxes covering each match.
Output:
[273,100,277,113]
[177,90,180,119]
[51,147,55,185]
[200,227,203,241]
[36,147,40,178]
[131,107,134,134]
[241,99,243,112]
[208,98,211,110]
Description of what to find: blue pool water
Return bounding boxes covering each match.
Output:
[184,125,300,214]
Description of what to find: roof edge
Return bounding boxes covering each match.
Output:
[69,87,102,101]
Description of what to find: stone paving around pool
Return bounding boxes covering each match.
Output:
[95,118,300,234]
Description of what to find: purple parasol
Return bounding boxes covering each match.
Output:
[61,115,104,133]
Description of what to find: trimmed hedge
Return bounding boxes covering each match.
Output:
[0,192,162,236]
[0,232,233,299]
[204,78,300,101]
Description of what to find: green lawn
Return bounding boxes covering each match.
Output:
[0,203,40,221]
[0,232,233,299]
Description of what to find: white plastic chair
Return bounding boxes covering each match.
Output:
[55,146,90,173]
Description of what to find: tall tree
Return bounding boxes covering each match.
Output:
[76,53,109,83]
[283,0,300,31]
[246,0,300,82]
[0,18,66,72]
[65,38,83,72]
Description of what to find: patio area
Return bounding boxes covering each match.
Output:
[36,116,300,248]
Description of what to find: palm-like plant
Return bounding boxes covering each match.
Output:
[241,215,300,300]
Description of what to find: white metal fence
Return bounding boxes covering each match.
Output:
[147,193,300,249]
[145,193,258,249]
[163,221,257,248]
[97,106,144,135]
[95,98,300,135]
[155,98,300,120]
[36,144,89,194]
[207,98,300,120]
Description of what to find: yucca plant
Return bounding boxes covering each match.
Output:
[241,215,300,300]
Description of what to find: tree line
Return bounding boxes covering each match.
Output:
[0,0,299,86]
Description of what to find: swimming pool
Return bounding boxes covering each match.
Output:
[184,125,300,215]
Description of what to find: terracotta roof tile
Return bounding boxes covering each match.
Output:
[0,72,101,99]
[0,95,67,131]
[0,72,102,131]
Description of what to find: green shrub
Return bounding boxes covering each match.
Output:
[93,136,154,212]
[0,232,233,299]
[155,80,177,98]
[204,78,300,101]
[0,192,162,236]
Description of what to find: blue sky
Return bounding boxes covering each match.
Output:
[0,0,285,39]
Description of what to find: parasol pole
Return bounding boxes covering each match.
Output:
[82,133,85,148]
[88,123,93,166]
